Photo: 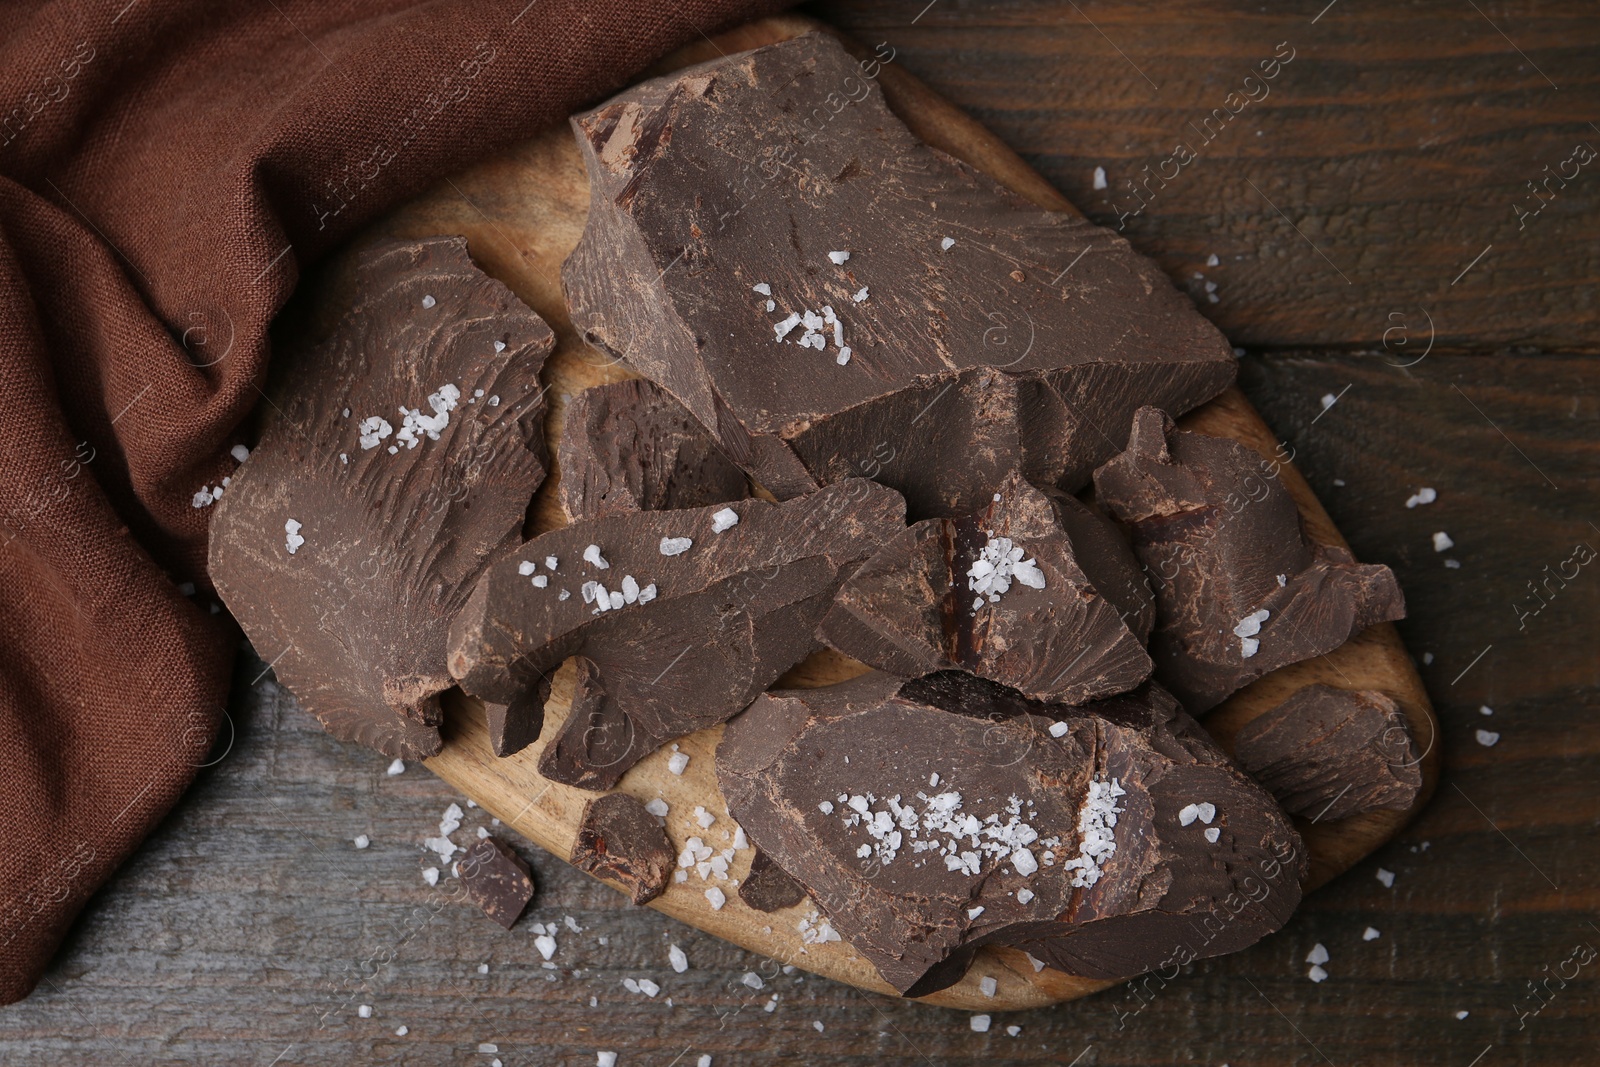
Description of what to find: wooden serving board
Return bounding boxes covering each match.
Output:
[350,13,1441,1011]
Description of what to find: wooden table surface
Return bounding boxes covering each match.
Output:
[3,2,1596,1064]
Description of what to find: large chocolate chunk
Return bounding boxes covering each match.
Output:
[210,236,554,757]
[717,672,1305,995]
[571,792,675,904]
[458,836,536,930]
[819,471,1153,703]
[558,377,749,521]
[562,33,1236,517]
[448,480,905,788]
[1233,685,1422,822]
[738,849,808,913]
[1092,407,1406,713]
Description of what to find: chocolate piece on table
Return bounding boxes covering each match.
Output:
[558,377,750,521]
[458,836,537,930]
[447,479,905,789]
[738,849,808,913]
[1092,407,1406,714]
[819,471,1153,704]
[562,33,1236,517]
[717,671,1305,996]
[570,792,675,904]
[1233,684,1422,822]
[210,236,554,758]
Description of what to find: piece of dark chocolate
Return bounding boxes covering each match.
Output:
[1233,685,1422,822]
[1092,407,1406,713]
[717,671,1305,995]
[457,836,536,930]
[570,792,675,904]
[211,236,554,757]
[562,33,1236,517]
[558,377,750,521]
[820,471,1152,703]
[738,849,808,913]
[447,479,905,788]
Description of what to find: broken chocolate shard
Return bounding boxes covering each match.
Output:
[738,849,808,913]
[820,471,1153,704]
[717,671,1304,995]
[1233,685,1422,822]
[562,33,1235,518]
[458,835,536,930]
[570,792,675,904]
[559,377,750,521]
[210,236,554,758]
[1092,407,1406,713]
[448,479,906,788]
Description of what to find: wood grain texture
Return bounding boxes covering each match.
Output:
[813,0,1600,353]
[2,4,1595,1065]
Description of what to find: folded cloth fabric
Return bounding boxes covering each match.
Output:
[0,0,786,1005]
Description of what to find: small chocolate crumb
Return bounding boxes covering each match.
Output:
[571,793,675,905]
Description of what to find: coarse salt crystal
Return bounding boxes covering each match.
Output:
[583,544,610,569]
[711,507,739,533]
[1204,827,1220,843]
[1195,802,1216,824]
[1432,531,1454,552]
[979,976,998,997]
[597,1054,617,1067]
[422,867,439,886]
[1376,867,1395,888]
[1455,1011,1469,1020]
[518,561,536,575]
[637,583,657,604]
[1306,943,1329,965]
[1240,636,1259,658]
[1178,804,1200,827]
[940,236,956,251]
[645,798,669,817]
[660,536,692,556]
[1048,721,1069,738]
[1320,392,1337,410]
[1011,849,1038,877]
[773,312,802,341]
[421,294,436,308]
[1092,165,1107,189]
[621,574,641,603]
[828,250,850,264]
[395,1025,408,1035]
[230,444,251,463]
[752,282,772,296]
[1308,964,1328,983]
[535,935,557,960]
[353,834,370,849]
[1363,927,1381,941]
[742,971,764,990]
[970,1014,990,1032]
[1406,487,1437,508]
[1016,888,1034,904]
[667,752,690,775]
[818,801,834,814]
[1475,728,1500,747]
[705,886,726,910]
[545,555,559,570]
[358,1004,371,1018]
[852,286,869,302]
[358,416,393,450]
[532,575,549,588]
[1480,705,1494,715]
[836,347,852,366]
[386,758,405,775]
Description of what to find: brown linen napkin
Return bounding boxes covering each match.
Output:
[0,0,787,1005]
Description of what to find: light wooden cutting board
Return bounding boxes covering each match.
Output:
[350,13,1441,1011]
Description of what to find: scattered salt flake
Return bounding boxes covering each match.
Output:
[1207,253,1220,266]
[812,1021,825,1032]
[1011,849,1038,877]
[353,834,370,849]
[1204,827,1220,843]
[583,543,610,569]
[1195,802,1216,824]
[940,236,956,251]
[668,752,690,775]
[422,867,439,886]
[1432,531,1454,552]
[979,975,998,997]
[640,798,669,821]
[421,294,436,308]
[1048,721,1070,738]
[742,971,764,990]
[1306,943,1329,965]
[1475,728,1500,747]
[669,945,688,973]
[660,536,692,556]
[836,347,851,366]
[1027,954,1046,972]
[230,444,251,463]
[705,886,726,910]
[1455,1010,1470,1020]
[1092,165,1107,189]
[773,312,802,341]
[752,282,772,296]
[1006,1025,1022,1037]
[818,800,834,814]
[1233,609,1270,638]
[1240,636,1259,658]
[852,286,869,302]
[386,758,406,776]
[637,583,657,604]
[828,250,850,264]
[1363,927,1381,941]
[694,806,716,830]
[358,416,393,450]
[711,507,739,533]
[1016,888,1034,904]
[545,555,560,570]
[1444,558,1461,569]
[478,963,489,974]
[598,1054,617,1067]
[638,978,660,997]
[1423,652,1435,665]
[1178,804,1200,827]
[358,1004,372,1018]
[487,396,499,406]
[535,935,557,961]
[1480,704,1494,716]
[1376,868,1395,888]
[1320,392,1338,410]
[1406,487,1437,508]
[1308,964,1328,983]
[697,1058,711,1067]
[532,575,549,589]
[970,1014,991,1032]
[518,561,537,576]
[285,518,305,555]
[395,1025,408,1036]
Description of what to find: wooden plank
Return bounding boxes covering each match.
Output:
[814,0,1600,353]
[302,13,1446,1010]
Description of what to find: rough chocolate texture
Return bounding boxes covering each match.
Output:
[820,471,1153,703]
[570,792,675,904]
[738,849,809,913]
[458,836,536,930]
[558,377,749,521]
[448,479,905,788]
[210,236,554,758]
[1233,685,1422,822]
[1092,407,1406,713]
[562,33,1236,517]
[717,671,1305,995]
